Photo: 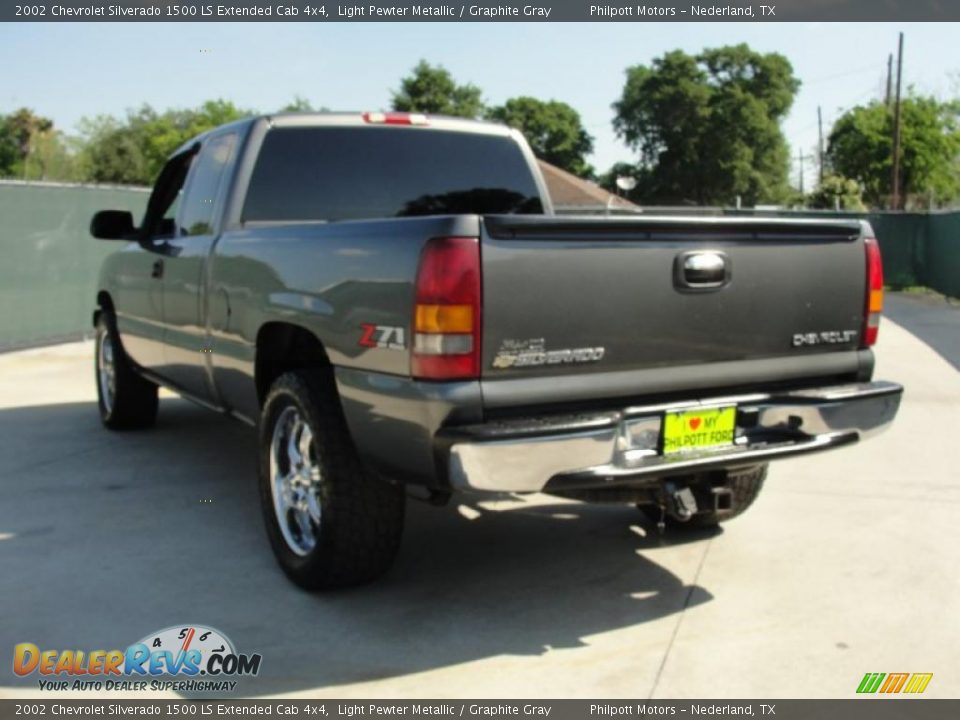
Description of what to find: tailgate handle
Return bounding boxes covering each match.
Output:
[676,251,730,290]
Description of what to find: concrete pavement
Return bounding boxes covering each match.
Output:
[884,291,960,370]
[0,314,957,699]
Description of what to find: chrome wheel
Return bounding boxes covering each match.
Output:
[97,331,116,414]
[269,406,323,556]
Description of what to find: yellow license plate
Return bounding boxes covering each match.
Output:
[662,406,736,455]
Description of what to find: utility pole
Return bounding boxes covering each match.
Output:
[891,32,905,210]
[797,150,816,197]
[885,53,893,106]
[798,149,805,195]
[817,106,825,185]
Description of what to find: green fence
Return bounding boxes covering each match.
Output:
[869,212,960,297]
[0,181,149,350]
[710,208,960,298]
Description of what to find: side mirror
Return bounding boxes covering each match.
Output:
[90,210,137,240]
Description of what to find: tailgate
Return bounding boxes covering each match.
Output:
[480,216,868,390]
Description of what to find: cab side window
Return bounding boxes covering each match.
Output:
[178,133,238,237]
[140,151,195,240]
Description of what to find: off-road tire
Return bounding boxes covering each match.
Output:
[643,464,768,529]
[258,369,405,590]
[95,313,158,430]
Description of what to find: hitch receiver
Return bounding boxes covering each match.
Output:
[712,486,734,512]
[667,483,698,521]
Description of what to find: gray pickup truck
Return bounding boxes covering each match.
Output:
[91,112,902,589]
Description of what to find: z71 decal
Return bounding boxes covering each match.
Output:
[359,323,406,351]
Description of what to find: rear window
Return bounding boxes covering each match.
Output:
[242,126,544,222]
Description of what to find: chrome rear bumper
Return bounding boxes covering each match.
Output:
[440,381,903,493]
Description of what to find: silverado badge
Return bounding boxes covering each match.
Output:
[492,338,605,369]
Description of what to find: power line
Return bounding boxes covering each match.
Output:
[794,84,884,138]
[803,63,887,86]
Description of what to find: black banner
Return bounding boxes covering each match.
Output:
[2,0,958,22]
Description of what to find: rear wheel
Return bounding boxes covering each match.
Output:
[258,369,405,590]
[95,314,158,430]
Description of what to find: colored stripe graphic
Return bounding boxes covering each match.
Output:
[879,673,909,693]
[857,672,933,694]
[903,673,934,694]
[857,673,885,693]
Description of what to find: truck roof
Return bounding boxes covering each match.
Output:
[171,111,517,158]
[266,111,515,136]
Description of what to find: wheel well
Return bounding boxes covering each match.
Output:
[255,323,331,406]
[95,291,115,326]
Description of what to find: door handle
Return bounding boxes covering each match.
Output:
[674,251,730,291]
[151,259,164,279]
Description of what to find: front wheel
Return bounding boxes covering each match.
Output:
[258,369,405,590]
[95,314,158,430]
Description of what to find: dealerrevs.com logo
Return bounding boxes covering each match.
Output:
[13,625,261,692]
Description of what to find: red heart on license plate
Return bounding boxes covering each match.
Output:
[689,418,701,430]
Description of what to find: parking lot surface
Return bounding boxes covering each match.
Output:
[1,299,957,699]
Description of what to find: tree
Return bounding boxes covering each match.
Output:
[0,108,55,177]
[21,129,79,181]
[827,96,960,209]
[141,99,250,178]
[806,174,866,211]
[76,115,151,185]
[0,124,15,174]
[391,60,484,118]
[486,97,594,177]
[278,96,329,113]
[78,100,251,185]
[597,162,646,198]
[612,44,799,206]
[280,95,319,112]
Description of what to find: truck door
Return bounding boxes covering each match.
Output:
[113,152,193,373]
[160,131,238,402]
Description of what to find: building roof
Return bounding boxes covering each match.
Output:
[537,160,637,210]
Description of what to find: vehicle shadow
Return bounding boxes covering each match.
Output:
[0,399,715,697]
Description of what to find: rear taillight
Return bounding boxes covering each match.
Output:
[863,237,884,347]
[411,237,481,380]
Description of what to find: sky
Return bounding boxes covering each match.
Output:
[2,21,958,190]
